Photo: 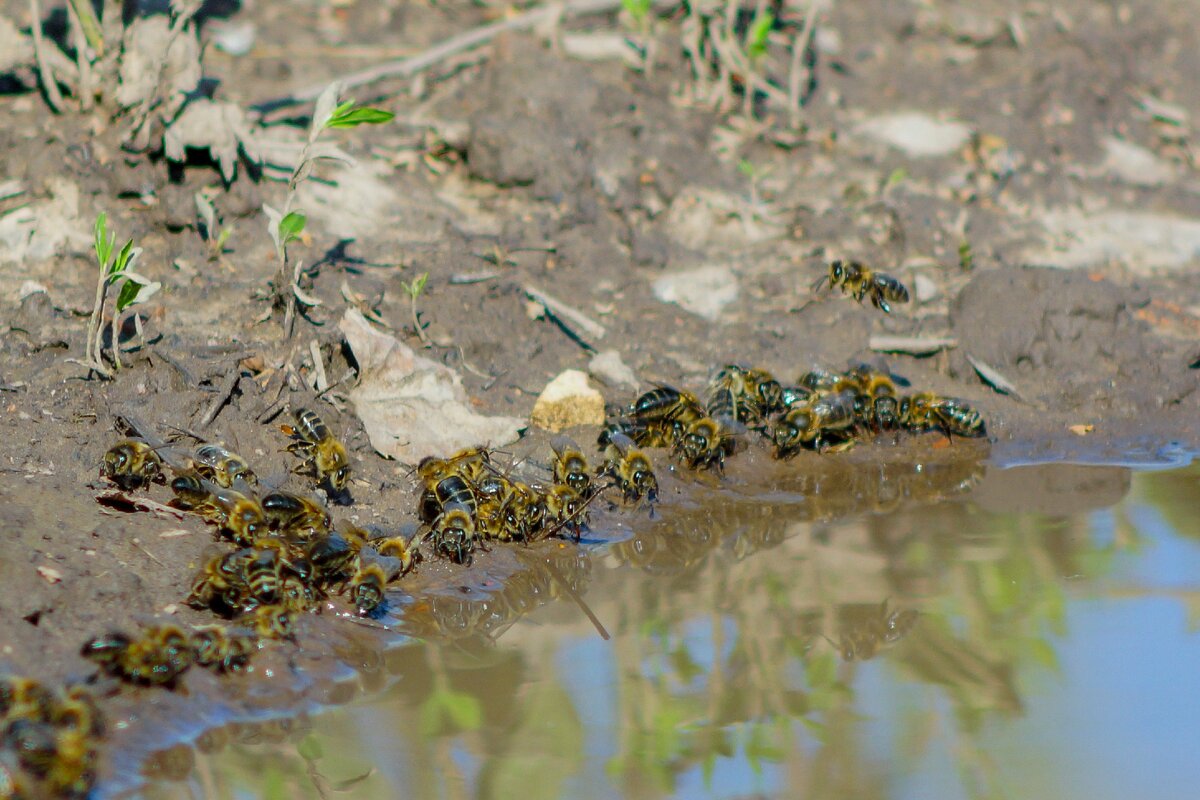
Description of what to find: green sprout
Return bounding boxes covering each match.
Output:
[266,83,393,336]
[80,213,160,378]
[399,272,430,345]
[745,11,775,64]
[622,0,653,26]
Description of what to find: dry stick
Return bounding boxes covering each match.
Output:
[29,0,65,113]
[787,0,821,129]
[198,368,242,429]
[65,0,94,111]
[251,0,681,115]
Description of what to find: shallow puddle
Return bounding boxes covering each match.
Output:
[125,455,1200,800]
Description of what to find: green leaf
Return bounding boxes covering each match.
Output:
[622,0,652,22]
[279,211,307,245]
[296,734,324,761]
[325,105,395,129]
[111,238,135,276]
[93,213,112,269]
[746,13,774,61]
[738,159,757,178]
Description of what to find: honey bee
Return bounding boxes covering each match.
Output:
[832,601,919,661]
[371,535,422,577]
[81,625,195,688]
[261,491,331,540]
[418,474,478,524]
[675,416,734,471]
[193,444,258,488]
[772,391,859,457]
[551,436,593,497]
[416,446,491,485]
[599,432,658,505]
[303,531,360,591]
[282,408,351,495]
[171,474,267,545]
[778,384,815,410]
[243,605,295,641]
[627,385,705,443]
[3,717,59,779]
[349,563,387,615]
[815,260,910,313]
[541,484,596,540]
[0,677,57,723]
[187,547,257,613]
[44,726,98,799]
[100,439,164,491]
[50,686,104,738]
[900,393,987,438]
[797,367,844,393]
[423,502,482,566]
[189,625,255,674]
[597,418,670,449]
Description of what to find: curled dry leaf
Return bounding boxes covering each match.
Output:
[339,309,524,463]
[164,100,262,182]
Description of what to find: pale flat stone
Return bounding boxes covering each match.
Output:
[1098,136,1176,187]
[857,112,972,157]
[652,265,739,320]
[531,370,606,432]
[1030,207,1200,274]
[588,350,638,387]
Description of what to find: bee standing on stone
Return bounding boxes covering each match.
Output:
[814,260,910,313]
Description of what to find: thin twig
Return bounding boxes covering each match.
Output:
[309,339,329,393]
[29,0,65,113]
[524,285,606,340]
[198,368,242,429]
[787,0,821,129]
[66,0,105,56]
[251,0,680,116]
[65,0,95,111]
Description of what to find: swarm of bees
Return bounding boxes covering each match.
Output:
[814,260,910,313]
[0,677,104,799]
[603,363,985,466]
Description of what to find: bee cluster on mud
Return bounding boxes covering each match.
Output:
[0,349,986,797]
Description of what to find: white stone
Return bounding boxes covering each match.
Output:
[588,350,638,387]
[1030,207,1200,274]
[1099,136,1176,187]
[652,265,739,320]
[857,112,972,158]
[913,274,939,304]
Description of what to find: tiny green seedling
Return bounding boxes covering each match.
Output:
[622,0,653,27]
[745,12,775,64]
[265,82,394,336]
[79,213,160,378]
[399,272,430,345]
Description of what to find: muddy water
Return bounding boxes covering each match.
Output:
[127,454,1200,800]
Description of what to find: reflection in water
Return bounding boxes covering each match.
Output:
[134,460,1200,800]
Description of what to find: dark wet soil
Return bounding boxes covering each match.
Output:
[3,0,1200,794]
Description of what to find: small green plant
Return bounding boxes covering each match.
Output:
[399,272,430,344]
[745,11,775,64]
[80,213,160,378]
[265,83,394,336]
[195,191,232,260]
[622,0,653,27]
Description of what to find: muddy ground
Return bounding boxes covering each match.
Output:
[3,0,1200,792]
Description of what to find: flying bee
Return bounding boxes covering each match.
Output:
[418,473,478,524]
[261,491,331,540]
[100,439,164,491]
[372,535,422,577]
[170,473,267,545]
[282,408,351,495]
[675,416,734,472]
[814,259,910,313]
[600,432,659,505]
[349,563,387,616]
[193,444,258,488]
[423,502,482,566]
[831,601,920,661]
[551,435,593,497]
[189,625,255,674]
[81,625,195,688]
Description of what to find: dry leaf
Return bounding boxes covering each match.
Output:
[164,99,262,182]
[1069,424,1094,436]
[339,309,525,463]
